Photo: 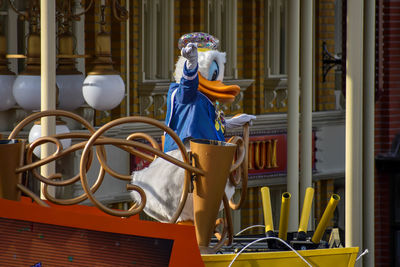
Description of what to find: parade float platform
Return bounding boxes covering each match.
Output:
[0,197,358,267]
[0,197,203,266]
[0,110,359,266]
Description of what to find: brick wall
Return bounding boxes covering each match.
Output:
[315,0,338,111]
[375,0,400,155]
[87,0,267,119]
[239,0,265,114]
[314,180,335,229]
[174,0,206,61]
[374,0,400,265]
[374,173,391,266]
[176,0,205,35]
[87,0,342,119]
[240,186,264,235]
[131,0,141,115]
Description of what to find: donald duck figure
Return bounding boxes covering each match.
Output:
[131,32,255,224]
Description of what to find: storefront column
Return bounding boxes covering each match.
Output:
[40,0,56,198]
[300,0,313,230]
[363,0,375,265]
[345,0,364,260]
[287,0,300,232]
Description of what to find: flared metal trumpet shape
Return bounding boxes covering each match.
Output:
[190,139,237,254]
[0,140,25,201]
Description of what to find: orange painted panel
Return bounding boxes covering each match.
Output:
[0,198,204,267]
[0,217,173,266]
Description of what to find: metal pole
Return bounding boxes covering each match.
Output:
[40,0,56,198]
[363,0,375,265]
[287,0,300,232]
[345,0,363,258]
[300,0,313,231]
[126,0,130,116]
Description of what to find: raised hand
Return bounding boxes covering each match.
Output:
[181,42,198,70]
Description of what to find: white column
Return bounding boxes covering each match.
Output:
[345,0,364,256]
[40,0,56,198]
[271,1,281,74]
[7,6,18,73]
[168,0,174,79]
[287,0,300,232]
[300,0,313,230]
[363,0,375,266]
[73,2,85,75]
[225,0,237,79]
[143,0,157,80]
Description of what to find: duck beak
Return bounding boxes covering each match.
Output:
[198,72,240,103]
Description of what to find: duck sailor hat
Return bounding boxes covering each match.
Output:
[178,32,219,52]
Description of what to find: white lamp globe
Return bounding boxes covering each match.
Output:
[56,74,85,110]
[0,75,16,111]
[29,122,71,158]
[82,74,125,111]
[13,75,41,111]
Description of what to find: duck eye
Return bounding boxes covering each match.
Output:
[208,60,219,81]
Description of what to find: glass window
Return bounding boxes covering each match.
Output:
[141,0,174,81]
[266,0,287,77]
[204,0,237,80]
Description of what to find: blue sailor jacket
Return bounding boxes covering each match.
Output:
[163,63,225,152]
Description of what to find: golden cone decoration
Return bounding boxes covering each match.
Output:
[190,139,237,253]
[0,140,25,201]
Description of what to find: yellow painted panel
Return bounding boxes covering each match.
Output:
[202,247,358,267]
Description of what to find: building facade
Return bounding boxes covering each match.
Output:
[0,0,396,266]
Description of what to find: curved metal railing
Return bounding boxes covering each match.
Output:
[6,109,249,246]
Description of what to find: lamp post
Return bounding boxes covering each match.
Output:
[11,0,42,111]
[82,2,128,111]
[4,0,128,113]
[56,0,87,111]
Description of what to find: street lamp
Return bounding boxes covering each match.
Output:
[82,2,128,111]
